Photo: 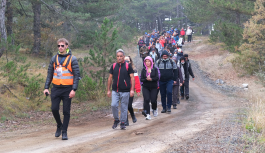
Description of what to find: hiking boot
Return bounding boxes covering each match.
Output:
[177,98,180,104]
[131,115,137,123]
[62,131,68,140]
[161,109,167,113]
[112,120,120,129]
[120,122,126,130]
[186,95,189,100]
[55,125,63,137]
[153,109,158,117]
[146,114,151,120]
[173,105,177,109]
[167,108,171,113]
[142,110,147,117]
[181,96,184,100]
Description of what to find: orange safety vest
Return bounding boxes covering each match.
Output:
[52,55,74,85]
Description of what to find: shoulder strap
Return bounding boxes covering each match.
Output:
[64,55,72,69]
[158,59,162,67]
[125,62,129,71]
[169,59,174,67]
[113,63,116,70]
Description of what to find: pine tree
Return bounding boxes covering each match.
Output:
[88,17,118,85]
[233,0,265,74]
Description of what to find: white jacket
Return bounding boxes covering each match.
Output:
[186,29,192,35]
[177,38,183,46]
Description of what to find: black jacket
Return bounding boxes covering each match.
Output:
[183,60,195,79]
[140,67,159,89]
[109,62,134,92]
[155,59,178,82]
[44,49,80,91]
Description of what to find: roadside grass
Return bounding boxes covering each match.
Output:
[245,96,265,136]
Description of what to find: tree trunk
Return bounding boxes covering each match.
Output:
[0,0,7,58]
[32,1,41,55]
[157,16,162,32]
[236,12,240,25]
[62,0,71,37]
[6,0,13,44]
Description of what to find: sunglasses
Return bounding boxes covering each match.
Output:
[57,45,65,48]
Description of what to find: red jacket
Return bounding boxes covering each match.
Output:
[180,30,185,36]
[134,71,141,93]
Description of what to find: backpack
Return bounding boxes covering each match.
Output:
[157,59,174,68]
[113,62,129,71]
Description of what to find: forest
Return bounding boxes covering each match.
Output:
[0,0,265,142]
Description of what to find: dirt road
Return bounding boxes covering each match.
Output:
[0,42,240,153]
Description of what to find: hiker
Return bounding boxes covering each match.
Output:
[159,36,166,50]
[186,27,192,43]
[107,49,135,130]
[146,34,150,46]
[124,56,141,126]
[150,48,158,62]
[141,56,159,120]
[139,42,149,63]
[177,35,184,49]
[180,28,186,42]
[138,37,145,51]
[172,56,184,109]
[155,39,163,56]
[155,50,178,113]
[180,54,195,100]
[43,38,80,140]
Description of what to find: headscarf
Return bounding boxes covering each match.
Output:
[144,56,154,77]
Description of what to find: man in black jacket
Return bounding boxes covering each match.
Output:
[107,49,135,130]
[180,54,195,100]
[43,38,80,140]
[155,50,178,113]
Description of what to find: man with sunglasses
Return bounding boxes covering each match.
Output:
[43,38,80,140]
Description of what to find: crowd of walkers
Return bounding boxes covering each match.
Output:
[108,26,195,130]
[42,27,195,141]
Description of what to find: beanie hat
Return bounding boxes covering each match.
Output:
[184,54,188,57]
[180,57,185,61]
[161,50,170,57]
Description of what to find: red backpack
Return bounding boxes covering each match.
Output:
[113,62,129,71]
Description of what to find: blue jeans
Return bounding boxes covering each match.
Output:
[159,80,173,109]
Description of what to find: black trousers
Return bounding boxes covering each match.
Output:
[142,86,157,114]
[128,96,135,118]
[180,79,189,96]
[51,87,72,131]
[188,35,192,42]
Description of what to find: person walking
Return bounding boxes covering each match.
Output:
[107,49,135,130]
[155,51,178,113]
[138,37,145,51]
[186,27,192,43]
[180,54,195,100]
[43,38,80,140]
[124,56,141,126]
[177,35,184,49]
[172,56,184,109]
[180,28,186,42]
[141,56,159,120]
[139,42,149,63]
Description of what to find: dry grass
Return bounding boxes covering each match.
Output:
[247,95,265,136]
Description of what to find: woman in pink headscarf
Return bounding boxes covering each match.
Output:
[140,56,159,120]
